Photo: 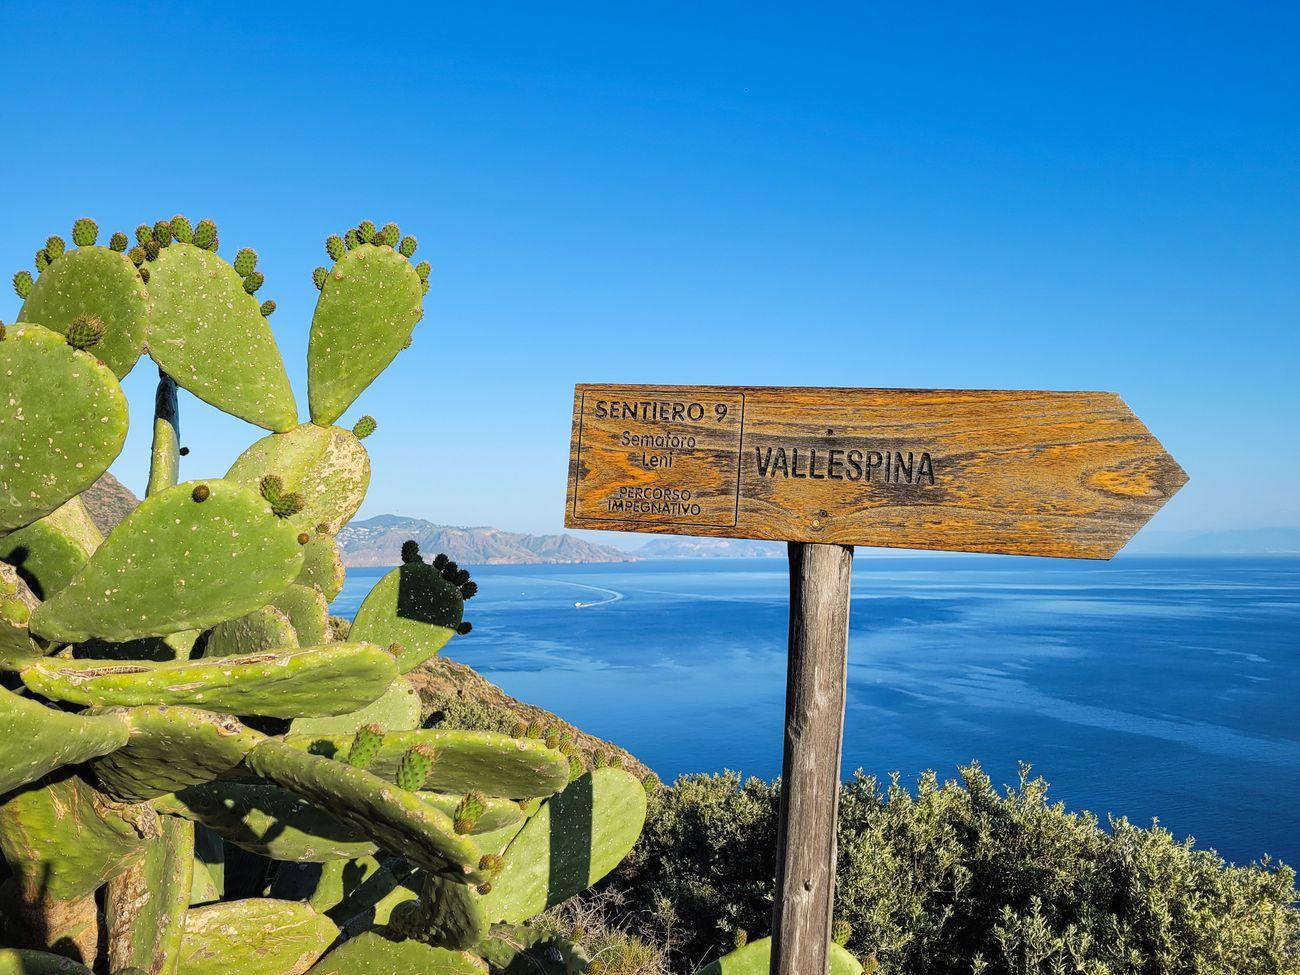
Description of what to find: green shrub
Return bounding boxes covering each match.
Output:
[618,764,1300,974]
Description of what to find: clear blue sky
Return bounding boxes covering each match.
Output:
[3,3,1296,538]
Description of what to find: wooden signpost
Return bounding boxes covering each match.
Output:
[565,384,1186,974]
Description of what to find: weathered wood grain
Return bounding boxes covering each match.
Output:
[771,542,853,975]
[565,384,1186,558]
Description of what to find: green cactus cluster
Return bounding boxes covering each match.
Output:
[1,213,646,974]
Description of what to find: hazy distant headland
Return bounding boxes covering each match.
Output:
[336,514,1299,567]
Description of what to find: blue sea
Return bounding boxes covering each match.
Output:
[332,555,1300,870]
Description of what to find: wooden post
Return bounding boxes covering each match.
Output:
[771,541,853,975]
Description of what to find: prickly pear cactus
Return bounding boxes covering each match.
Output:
[0,214,647,974]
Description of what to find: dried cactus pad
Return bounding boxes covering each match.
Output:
[157,781,378,863]
[284,729,570,800]
[305,932,488,975]
[0,684,129,796]
[226,423,370,535]
[308,243,423,425]
[693,937,864,975]
[19,244,149,379]
[0,324,128,536]
[176,899,339,975]
[0,495,101,599]
[479,768,648,924]
[19,643,398,718]
[89,705,265,802]
[350,561,463,673]
[245,738,488,882]
[146,242,297,431]
[30,479,304,643]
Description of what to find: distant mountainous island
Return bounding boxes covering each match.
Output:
[336,515,638,566]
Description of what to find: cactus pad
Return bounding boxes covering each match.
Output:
[289,674,421,737]
[0,324,128,536]
[284,729,571,800]
[145,242,297,431]
[19,643,397,718]
[0,495,101,599]
[90,705,265,802]
[296,533,346,599]
[389,872,489,949]
[157,781,378,862]
[18,243,149,378]
[0,685,130,796]
[478,768,648,924]
[104,816,194,975]
[350,560,464,673]
[203,604,298,657]
[176,899,339,975]
[271,582,329,646]
[307,242,424,425]
[477,925,591,975]
[245,738,489,881]
[693,937,864,975]
[0,772,149,900]
[305,932,487,975]
[0,951,93,975]
[30,479,305,643]
[226,422,370,535]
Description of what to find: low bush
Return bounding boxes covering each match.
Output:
[615,764,1300,974]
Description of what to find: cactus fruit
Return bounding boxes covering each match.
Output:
[346,723,386,769]
[12,269,33,298]
[0,324,128,535]
[144,238,296,432]
[692,937,864,975]
[227,422,371,534]
[12,235,150,377]
[109,231,129,251]
[357,220,377,242]
[260,298,276,316]
[452,791,488,834]
[307,231,423,425]
[45,235,67,259]
[353,414,377,439]
[64,311,105,349]
[176,900,339,975]
[191,219,218,250]
[72,217,99,247]
[833,919,853,946]
[399,235,418,257]
[30,480,305,643]
[170,214,193,243]
[243,270,264,294]
[233,247,258,276]
[397,743,438,791]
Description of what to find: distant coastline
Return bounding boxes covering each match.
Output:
[337,515,1300,567]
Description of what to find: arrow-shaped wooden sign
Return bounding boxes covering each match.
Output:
[563,382,1186,975]
[566,384,1187,559]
